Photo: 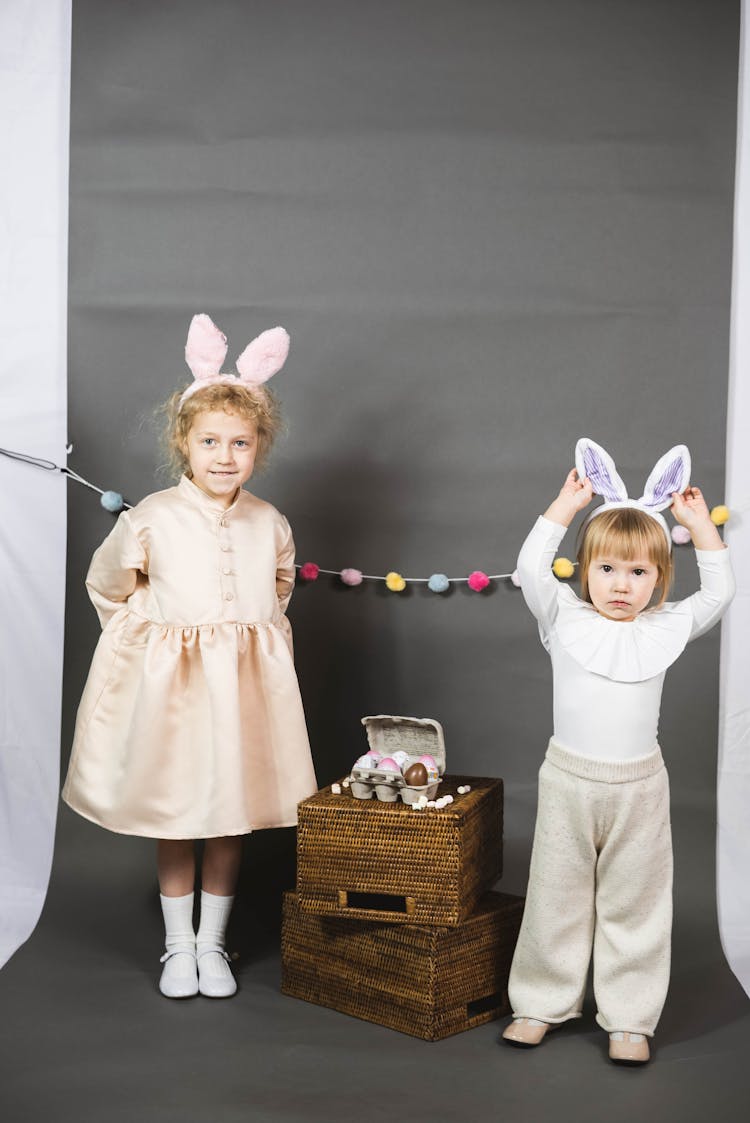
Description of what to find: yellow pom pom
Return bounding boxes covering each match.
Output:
[385,571,406,592]
[710,505,730,526]
[552,557,575,579]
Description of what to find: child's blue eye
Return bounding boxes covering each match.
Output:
[235,440,247,447]
[202,438,216,446]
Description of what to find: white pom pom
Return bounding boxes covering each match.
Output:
[331,783,341,794]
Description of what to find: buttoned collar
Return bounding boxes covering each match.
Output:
[177,474,243,517]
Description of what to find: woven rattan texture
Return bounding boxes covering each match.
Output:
[281,891,524,1040]
[296,776,503,926]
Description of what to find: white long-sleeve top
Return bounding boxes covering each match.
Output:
[517,516,735,760]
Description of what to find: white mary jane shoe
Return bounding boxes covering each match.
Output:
[197,946,237,998]
[159,947,198,999]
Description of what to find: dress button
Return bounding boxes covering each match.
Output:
[220,518,228,528]
[220,544,230,552]
[224,592,234,601]
[222,567,231,575]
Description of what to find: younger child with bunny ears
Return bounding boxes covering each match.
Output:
[502,439,734,1065]
[63,314,317,1000]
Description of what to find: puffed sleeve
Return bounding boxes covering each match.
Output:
[85,513,148,628]
[516,515,568,647]
[684,545,736,641]
[275,515,296,615]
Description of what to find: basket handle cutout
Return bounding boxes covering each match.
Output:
[466,992,504,1020]
[338,891,416,915]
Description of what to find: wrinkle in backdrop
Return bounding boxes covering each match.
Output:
[0,0,70,968]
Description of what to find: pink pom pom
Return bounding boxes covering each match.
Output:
[510,569,522,587]
[467,570,490,592]
[340,568,363,586]
[671,525,692,546]
[299,562,320,581]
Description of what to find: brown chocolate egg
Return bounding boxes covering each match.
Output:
[403,762,428,787]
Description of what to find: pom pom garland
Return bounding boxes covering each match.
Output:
[552,557,575,579]
[671,525,692,545]
[100,490,125,513]
[1,445,736,601]
[467,570,490,592]
[340,568,363,586]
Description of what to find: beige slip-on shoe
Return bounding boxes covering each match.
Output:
[608,1031,650,1065]
[502,1018,553,1047]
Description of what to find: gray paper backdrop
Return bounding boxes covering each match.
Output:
[10,0,746,1118]
[65,0,737,854]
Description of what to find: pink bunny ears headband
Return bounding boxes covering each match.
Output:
[575,437,691,549]
[179,313,290,406]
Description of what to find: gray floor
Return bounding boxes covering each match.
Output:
[1,796,749,1123]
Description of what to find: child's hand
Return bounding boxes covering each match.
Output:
[544,469,594,527]
[670,486,711,530]
[671,486,725,550]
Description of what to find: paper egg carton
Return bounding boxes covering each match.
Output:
[350,715,446,803]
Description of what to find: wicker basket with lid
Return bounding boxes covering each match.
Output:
[297,714,503,926]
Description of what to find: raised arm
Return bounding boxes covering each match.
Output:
[670,486,735,639]
[85,513,148,628]
[516,469,594,635]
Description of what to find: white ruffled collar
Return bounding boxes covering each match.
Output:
[554,586,693,682]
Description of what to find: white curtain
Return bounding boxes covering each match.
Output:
[0,0,70,968]
[718,0,750,999]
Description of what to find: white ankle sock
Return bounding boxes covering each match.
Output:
[160,891,196,953]
[197,891,234,952]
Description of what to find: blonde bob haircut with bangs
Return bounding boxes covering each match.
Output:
[576,507,673,610]
[161,382,283,480]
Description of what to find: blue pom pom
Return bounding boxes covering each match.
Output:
[428,573,450,594]
[100,490,124,513]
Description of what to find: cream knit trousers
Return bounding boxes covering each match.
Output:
[508,740,673,1037]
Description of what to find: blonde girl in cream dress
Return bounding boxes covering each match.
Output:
[63,315,317,999]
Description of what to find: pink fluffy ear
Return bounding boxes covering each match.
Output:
[185,314,228,380]
[235,326,290,385]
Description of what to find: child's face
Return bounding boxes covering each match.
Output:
[184,409,258,508]
[586,554,660,621]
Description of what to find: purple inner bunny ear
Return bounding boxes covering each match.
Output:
[640,446,691,510]
[645,458,684,506]
[581,445,626,503]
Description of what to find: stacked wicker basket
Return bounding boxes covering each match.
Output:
[281,716,524,1041]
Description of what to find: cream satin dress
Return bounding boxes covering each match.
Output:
[63,475,318,838]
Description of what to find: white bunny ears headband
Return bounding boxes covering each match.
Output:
[180,313,290,406]
[575,437,691,548]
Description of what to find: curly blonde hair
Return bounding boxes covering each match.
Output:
[577,507,673,609]
[161,382,283,479]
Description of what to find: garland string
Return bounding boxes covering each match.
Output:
[1,445,734,589]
